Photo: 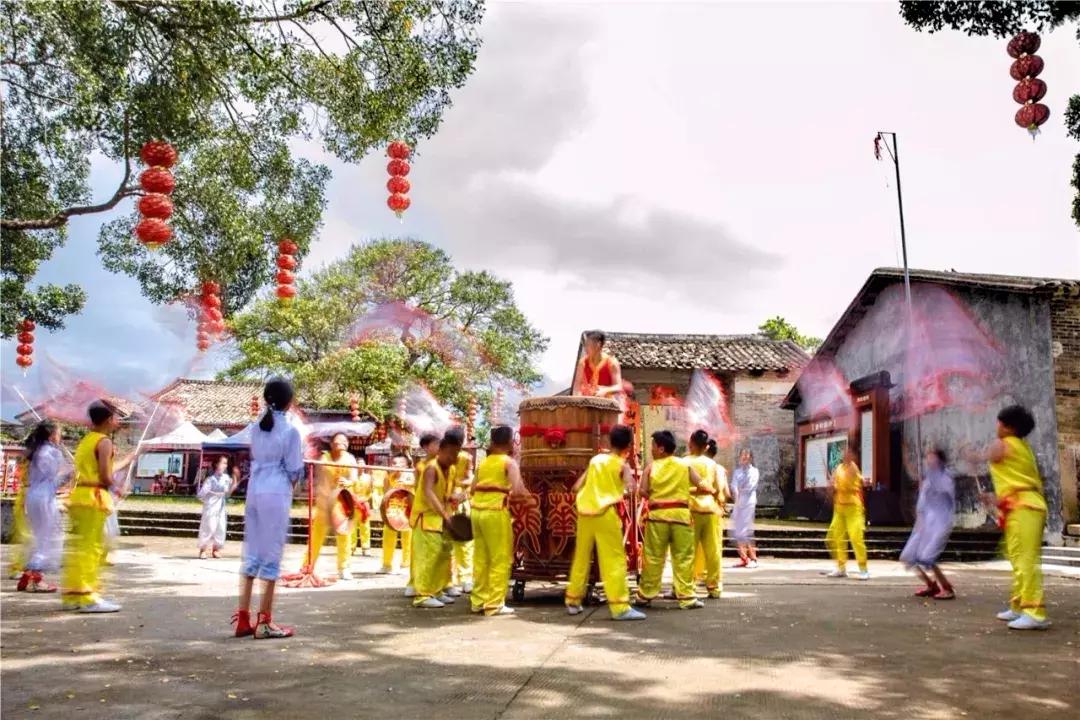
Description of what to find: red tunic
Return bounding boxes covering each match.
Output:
[581,354,615,391]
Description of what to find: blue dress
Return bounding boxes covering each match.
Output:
[900,468,955,569]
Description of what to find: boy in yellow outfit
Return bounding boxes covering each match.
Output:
[403,434,440,599]
[565,425,645,621]
[635,430,708,610]
[61,401,134,612]
[470,425,529,616]
[304,433,359,580]
[410,433,462,608]
[351,458,375,557]
[978,405,1050,630]
[823,446,870,580]
[444,426,474,596]
[379,454,414,573]
[685,430,725,598]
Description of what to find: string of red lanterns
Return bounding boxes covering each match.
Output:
[349,393,360,423]
[15,318,34,371]
[197,280,224,353]
[386,141,412,219]
[467,396,478,441]
[1008,31,1049,139]
[135,140,178,249]
[250,395,261,419]
[491,387,504,426]
[276,238,298,303]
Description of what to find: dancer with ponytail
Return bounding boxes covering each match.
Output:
[900,446,955,600]
[16,422,71,593]
[684,430,724,598]
[233,378,305,639]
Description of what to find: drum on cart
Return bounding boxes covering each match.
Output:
[510,396,642,602]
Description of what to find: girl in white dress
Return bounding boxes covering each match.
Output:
[198,456,234,558]
[900,447,956,599]
[17,422,71,593]
[731,449,760,568]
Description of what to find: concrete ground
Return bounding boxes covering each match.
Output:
[1,537,1077,720]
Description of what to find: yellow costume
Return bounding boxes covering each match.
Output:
[470,454,515,615]
[566,453,631,617]
[410,460,455,606]
[684,455,723,596]
[991,436,1047,622]
[380,468,413,571]
[352,466,375,554]
[61,431,115,607]
[305,450,359,575]
[638,456,697,607]
[450,451,473,589]
[826,461,867,572]
[7,474,29,578]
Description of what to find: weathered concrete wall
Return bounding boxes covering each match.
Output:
[797,282,1064,536]
[1049,291,1080,524]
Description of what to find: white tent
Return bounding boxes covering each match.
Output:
[205,428,228,441]
[141,421,209,450]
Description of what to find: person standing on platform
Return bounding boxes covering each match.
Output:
[731,449,760,569]
[61,401,135,613]
[573,330,624,399]
[404,433,440,599]
[233,378,305,639]
[305,433,360,580]
[470,425,529,616]
[635,430,707,610]
[198,456,235,559]
[445,425,474,596]
[970,405,1049,630]
[823,446,870,580]
[410,434,461,609]
[565,425,645,621]
[379,454,414,574]
[17,421,71,593]
[684,431,724,598]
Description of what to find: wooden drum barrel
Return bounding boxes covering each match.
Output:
[517,396,620,469]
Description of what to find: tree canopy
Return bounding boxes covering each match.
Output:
[899,1,1080,228]
[223,238,548,419]
[0,0,484,336]
[758,316,822,352]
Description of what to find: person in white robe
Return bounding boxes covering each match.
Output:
[198,455,235,558]
[18,422,72,593]
[731,449,759,569]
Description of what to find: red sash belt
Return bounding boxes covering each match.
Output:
[648,500,689,510]
[996,495,1017,530]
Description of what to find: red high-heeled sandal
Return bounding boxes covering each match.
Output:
[914,583,939,598]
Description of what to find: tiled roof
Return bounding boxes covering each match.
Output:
[869,268,1079,295]
[152,379,263,427]
[586,333,810,373]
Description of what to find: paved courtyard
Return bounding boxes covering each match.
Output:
[1,536,1077,720]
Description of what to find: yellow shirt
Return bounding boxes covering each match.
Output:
[473,453,513,511]
[990,436,1046,512]
[833,461,863,507]
[317,450,358,508]
[411,460,455,532]
[577,453,626,516]
[453,451,473,491]
[647,456,692,525]
[682,455,720,514]
[70,431,114,512]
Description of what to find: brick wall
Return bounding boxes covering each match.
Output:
[1050,288,1080,524]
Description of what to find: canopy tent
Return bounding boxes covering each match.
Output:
[141,421,209,450]
[201,423,255,451]
[305,421,376,441]
[205,428,228,441]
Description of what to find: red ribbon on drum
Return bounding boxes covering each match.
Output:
[519,424,613,448]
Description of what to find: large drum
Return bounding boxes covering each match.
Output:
[510,396,641,601]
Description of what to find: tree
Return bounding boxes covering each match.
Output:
[758,316,821,352]
[223,238,548,418]
[1,0,484,336]
[899,1,1080,228]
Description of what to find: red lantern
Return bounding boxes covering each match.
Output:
[1015,103,1050,136]
[278,238,299,255]
[202,294,222,309]
[387,159,410,177]
[387,194,411,216]
[139,166,176,194]
[196,331,211,343]
[387,140,411,160]
[212,320,226,334]
[138,193,174,220]
[1013,78,1047,104]
[16,355,33,369]
[139,140,178,168]
[202,281,220,295]
[1010,55,1044,81]
[1007,31,1040,59]
[135,218,172,248]
[387,176,411,194]
[251,395,261,419]
[17,330,33,343]
[20,319,35,332]
[197,339,211,352]
[276,269,295,285]
[205,307,223,323]
[276,284,297,300]
[17,343,32,355]
[276,254,297,271]
[349,394,360,423]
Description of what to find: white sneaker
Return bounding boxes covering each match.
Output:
[566,604,584,616]
[377,566,393,575]
[853,570,871,581]
[1007,614,1050,631]
[445,586,463,598]
[79,599,121,613]
[415,597,445,609]
[461,582,474,594]
[996,609,1022,622]
[403,585,416,598]
[60,599,81,611]
[679,599,705,610]
[489,605,515,616]
[613,607,647,621]
[437,593,456,604]
[340,569,354,581]
[747,560,759,569]
[822,569,847,578]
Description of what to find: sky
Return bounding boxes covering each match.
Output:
[3,1,1079,419]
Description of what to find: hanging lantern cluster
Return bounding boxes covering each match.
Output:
[250,395,261,419]
[349,393,360,423]
[1008,31,1049,139]
[15,318,34,371]
[386,141,412,219]
[466,396,478,441]
[197,281,224,353]
[491,387,504,426]
[276,238,298,303]
[136,140,178,249]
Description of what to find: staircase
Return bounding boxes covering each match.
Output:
[1042,545,1080,568]
[117,509,386,547]
[728,527,1003,562]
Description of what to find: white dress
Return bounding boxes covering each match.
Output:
[24,444,71,573]
[900,468,955,569]
[730,464,759,543]
[241,412,305,581]
[198,472,232,550]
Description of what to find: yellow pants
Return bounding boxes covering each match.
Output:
[452,539,473,587]
[692,513,722,594]
[471,508,513,614]
[306,513,352,574]
[827,504,867,572]
[566,507,630,617]
[61,505,107,606]
[8,488,28,576]
[1005,507,1046,621]
[381,526,412,570]
[355,516,371,552]
[411,528,452,605]
[638,521,696,607]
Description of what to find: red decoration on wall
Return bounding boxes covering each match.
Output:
[135,217,173,248]
[139,140,178,168]
[14,318,34,371]
[275,238,299,303]
[386,142,412,219]
[1008,32,1048,139]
